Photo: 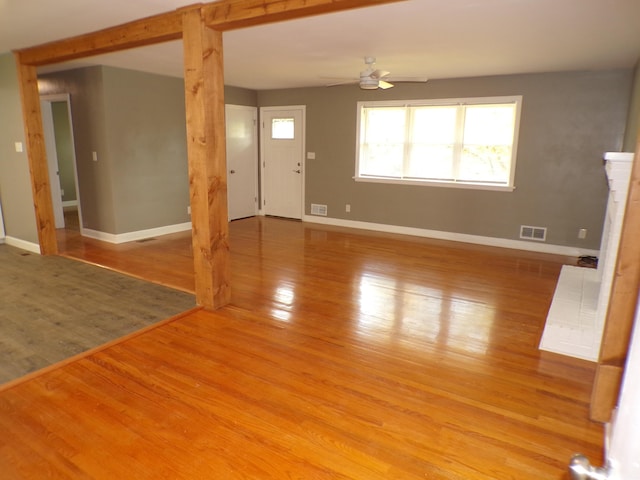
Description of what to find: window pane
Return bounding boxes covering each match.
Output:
[412,106,457,144]
[360,144,404,177]
[272,118,294,139]
[461,104,515,183]
[463,105,515,145]
[407,145,454,179]
[459,145,511,183]
[359,108,405,177]
[408,107,456,179]
[364,108,405,143]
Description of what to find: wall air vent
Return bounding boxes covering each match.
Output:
[520,225,547,242]
[310,204,327,216]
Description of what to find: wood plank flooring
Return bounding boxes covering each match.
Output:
[1,216,603,479]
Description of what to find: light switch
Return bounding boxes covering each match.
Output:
[307,152,316,160]
[92,151,98,162]
[15,142,23,153]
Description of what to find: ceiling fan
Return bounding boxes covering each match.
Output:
[325,57,428,90]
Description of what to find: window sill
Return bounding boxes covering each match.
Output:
[353,176,515,192]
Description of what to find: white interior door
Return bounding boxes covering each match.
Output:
[260,106,304,219]
[570,294,640,479]
[40,100,65,229]
[605,296,640,479]
[226,104,258,221]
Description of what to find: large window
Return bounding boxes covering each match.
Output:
[356,96,522,191]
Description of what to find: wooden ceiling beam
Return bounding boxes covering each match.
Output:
[204,0,404,31]
[15,9,185,66]
[15,0,405,67]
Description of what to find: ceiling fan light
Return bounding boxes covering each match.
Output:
[359,77,379,89]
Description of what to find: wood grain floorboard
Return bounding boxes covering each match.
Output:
[0,216,603,479]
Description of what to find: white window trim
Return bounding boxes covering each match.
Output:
[354,96,522,192]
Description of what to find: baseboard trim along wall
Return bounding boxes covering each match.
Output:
[303,215,599,258]
[4,236,41,254]
[82,222,192,244]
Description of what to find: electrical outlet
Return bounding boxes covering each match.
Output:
[578,228,587,239]
[345,204,351,213]
[187,206,191,215]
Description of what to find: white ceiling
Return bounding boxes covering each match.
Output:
[1,0,639,90]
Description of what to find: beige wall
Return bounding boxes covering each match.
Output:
[0,53,39,245]
[258,69,632,250]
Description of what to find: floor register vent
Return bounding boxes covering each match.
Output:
[310,204,328,216]
[520,225,547,241]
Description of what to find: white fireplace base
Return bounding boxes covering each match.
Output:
[539,152,634,361]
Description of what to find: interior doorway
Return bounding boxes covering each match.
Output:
[40,94,81,234]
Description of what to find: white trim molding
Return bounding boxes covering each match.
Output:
[303,215,599,258]
[4,236,42,254]
[82,222,192,244]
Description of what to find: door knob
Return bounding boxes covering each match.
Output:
[569,454,610,480]
[230,170,236,174]
[293,169,301,173]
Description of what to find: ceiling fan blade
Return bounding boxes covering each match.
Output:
[378,80,394,89]
[321,76,358,87]
[371,69,390,79]
[385,76,429,83]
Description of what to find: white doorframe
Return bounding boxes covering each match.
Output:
[259,105,306,218]
[40,94,83,233]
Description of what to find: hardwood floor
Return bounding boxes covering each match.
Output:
[2,216,603,479]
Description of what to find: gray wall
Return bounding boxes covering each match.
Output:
[0,55,632,252]
[40,67,116,232]
[0,53,39,244]
[258,70,632,249]
[101,67,190,234]
[41,66,190,235]
[39,68,258,236]
[225,85,258,107]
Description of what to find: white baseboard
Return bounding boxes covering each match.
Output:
[82,222,192,244]
[302,215,600,258]
[62,200,78,208]
[4,236,41,254]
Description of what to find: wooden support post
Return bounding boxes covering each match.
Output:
[182,8,231,309]
[14,57,58,255]
[590,144,640,422]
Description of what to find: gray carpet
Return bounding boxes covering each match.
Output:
[0,244,195,384]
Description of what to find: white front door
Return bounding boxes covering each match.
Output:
[40,100,65,229]
[226,104,258,221]
[260,106,305,219]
